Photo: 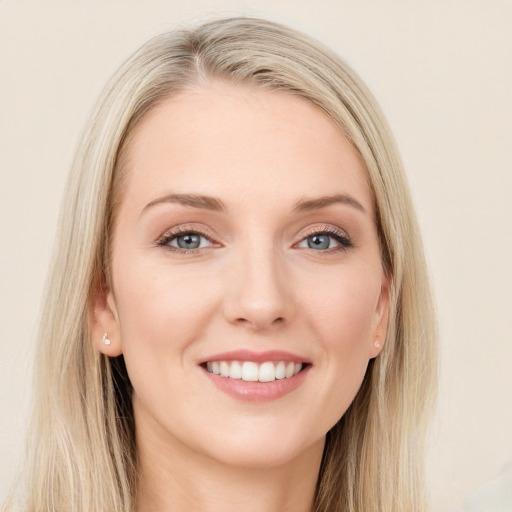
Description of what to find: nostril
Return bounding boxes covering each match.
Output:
[234,316,285,328]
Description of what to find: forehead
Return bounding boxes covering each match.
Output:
[118,82,373,216]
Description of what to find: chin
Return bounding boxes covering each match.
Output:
[187,418,325,470]
[205,437,321,470]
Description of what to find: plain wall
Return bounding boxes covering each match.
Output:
[1,1,511,511]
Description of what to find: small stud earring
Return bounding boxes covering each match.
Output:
[102,333,111,345]
[374,341,381,348]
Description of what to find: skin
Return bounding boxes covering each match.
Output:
[91,81,389,512]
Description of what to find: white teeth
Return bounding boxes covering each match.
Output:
[205,360,305,382]
[219,361,230,377]
[275,361,286,379]
[241,362,259,382]
[258,362,275,382]
[229,361,242,379]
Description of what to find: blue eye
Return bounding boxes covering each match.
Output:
[307,234,331,250]
[296,230,352,251]
[159,231,213,251]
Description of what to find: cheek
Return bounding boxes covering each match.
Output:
[111,258,221,388]
[306,265,380,348]
[301,265,381,416]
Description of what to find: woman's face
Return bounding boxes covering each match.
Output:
[97,82,389,468]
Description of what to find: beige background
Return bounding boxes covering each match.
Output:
[1,1,511,510]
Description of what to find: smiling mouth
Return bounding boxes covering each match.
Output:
[203,360,306,383]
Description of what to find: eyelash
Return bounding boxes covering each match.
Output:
[296,226,353,253]
[156,226,219,254]
[156,226,353,254]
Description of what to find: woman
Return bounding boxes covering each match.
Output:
[5,17,437,512]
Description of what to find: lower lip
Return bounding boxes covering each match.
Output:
[201,365,311,402]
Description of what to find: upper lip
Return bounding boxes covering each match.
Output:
[198,349,311,365]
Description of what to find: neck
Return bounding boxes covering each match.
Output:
[135,418,324,512]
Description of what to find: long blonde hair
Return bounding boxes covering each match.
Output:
[5,17,437,512]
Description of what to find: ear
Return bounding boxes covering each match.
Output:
[368,275,390,359]
[88,284,123,357]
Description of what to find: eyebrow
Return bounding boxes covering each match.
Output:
[292,194,366,214]
[141,193,226,215]
[141,192,366,216]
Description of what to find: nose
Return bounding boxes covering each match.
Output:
[223,245,293,331]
